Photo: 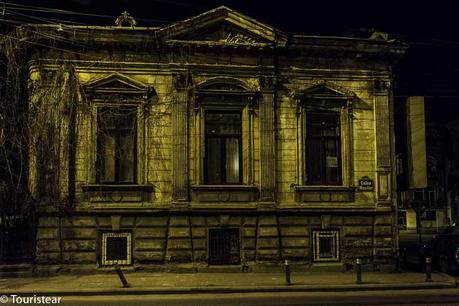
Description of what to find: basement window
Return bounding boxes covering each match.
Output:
[101,232,132,266]
[312,230,340,262]
[208,228,240,265]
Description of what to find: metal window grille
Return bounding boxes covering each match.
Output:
[101,232,132,266]
[312,230,340,262]
[208,228,240,265]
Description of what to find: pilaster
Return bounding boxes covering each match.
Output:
[374,79,392,204]
[171,73,190,204]
[258,76,277,205]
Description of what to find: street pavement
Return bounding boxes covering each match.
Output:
[0,270,455,296]
[4,289,459,306]
[399,231,436,249]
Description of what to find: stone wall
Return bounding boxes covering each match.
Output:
[36,212,394,269]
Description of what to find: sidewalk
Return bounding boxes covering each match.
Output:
[0,271,456,296]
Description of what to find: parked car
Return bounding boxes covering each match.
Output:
[402,232,459,274]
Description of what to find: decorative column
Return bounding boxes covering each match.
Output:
[374,79,392,204]
[258,76,277,204]
[171,73,190,204]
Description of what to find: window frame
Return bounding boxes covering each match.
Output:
[312,229,340,262]
[96,106,138,184]
[305,111,343,185]
[88,101,146,186]
[193,82,256,187]
[101,232,132,266]
[294,86,354,188]
[207,227,241,265]
[81,74,155,196]
[204,110,243,185]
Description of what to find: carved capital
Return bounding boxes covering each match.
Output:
[172,73,192,90]
[259,75,277,91]
[374,79,390,93]
[142,86,156,102]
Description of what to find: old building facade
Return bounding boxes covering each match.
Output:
[25,7,406,271]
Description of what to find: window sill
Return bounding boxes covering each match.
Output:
[294,185,355,202]
[81,184,154,203]
[191,185,259,202]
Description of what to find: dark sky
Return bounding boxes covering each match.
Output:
[5,1,459,116]
[6,0,459,41]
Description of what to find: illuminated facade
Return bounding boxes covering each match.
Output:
[26,7,406,271]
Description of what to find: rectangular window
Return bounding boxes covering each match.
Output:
[205,111,242,184]
[312,230,340,262]
[208,228,240,265]
[97,107,137,184]
[306,112,341,185]
[101,232,132,266]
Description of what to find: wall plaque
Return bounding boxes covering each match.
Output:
[358,176,374,191]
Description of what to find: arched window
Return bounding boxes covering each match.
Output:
[193,78,257,186]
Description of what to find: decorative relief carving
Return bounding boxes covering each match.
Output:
[221,32,257,44]
[115,11,137,28]
[200,83,245,91]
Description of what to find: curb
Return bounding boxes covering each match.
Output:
[2,279,456,296]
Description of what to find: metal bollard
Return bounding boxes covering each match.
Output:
[284,259,291,285]
[115,264,131,288]
[355,258,362,284]
[425,257,432,282]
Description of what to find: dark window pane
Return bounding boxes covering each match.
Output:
[100,133,116,183]
[97,107,136,184]
[204,111,242,184]
[325,139,339,183]
[307,138,323,183]
[306,112,341,185]
[119,132,135,183]
[98,108,117,129]
[206,112,241,135]
[117,109,136,129]
[206,138,222,184]
[319,236,333,258]
[225,138,240,183]
[106,237,128,261]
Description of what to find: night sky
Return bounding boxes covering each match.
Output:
[6,0,459,41]
[5,0,459,116]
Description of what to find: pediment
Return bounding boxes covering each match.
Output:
[305,86,347,98]
[84,73,148,93]
[156,6,287,47]
[83,73,156,103]
[295,82,357,100]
